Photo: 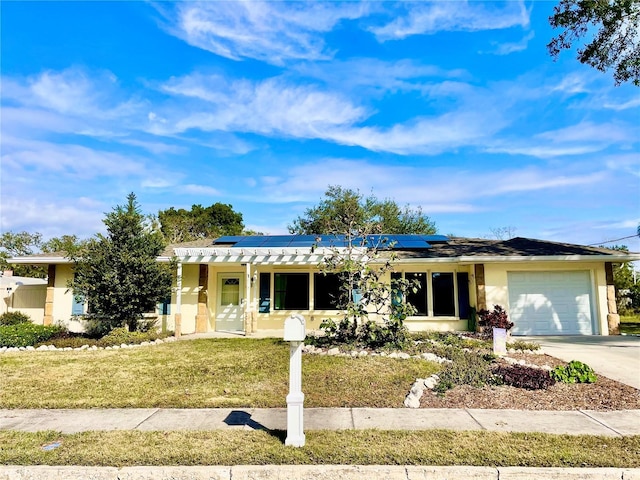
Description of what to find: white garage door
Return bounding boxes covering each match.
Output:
[508,271,594,335]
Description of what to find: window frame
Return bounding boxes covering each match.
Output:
[273,272,310,311]
[393,270,459,318]
[313,272,342,310]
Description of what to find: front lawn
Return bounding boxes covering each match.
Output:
[620,315,640,335]
[0,338,434,408]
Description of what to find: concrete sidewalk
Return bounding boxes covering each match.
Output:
[2,407,639,437]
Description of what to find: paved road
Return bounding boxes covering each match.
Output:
[521,335,640,389]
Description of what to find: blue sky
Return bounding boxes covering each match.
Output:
[1,1,639,249]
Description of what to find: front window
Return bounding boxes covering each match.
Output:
[432,272,455,316]
[314,273,341,310]
[393,271,457,317]
[405,272,428,315]
[274,273,309,310]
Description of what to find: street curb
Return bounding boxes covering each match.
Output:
[0,465,638,479]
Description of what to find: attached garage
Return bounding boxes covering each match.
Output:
[508,271,595,335]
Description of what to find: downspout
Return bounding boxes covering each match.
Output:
[175,261,182,338]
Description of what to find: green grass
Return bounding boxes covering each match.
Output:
[1,430,638,467]
[620,315,640,334]
[0,338,436,408]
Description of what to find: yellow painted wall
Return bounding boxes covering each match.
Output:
[482,262,608,335]
[252,263,473,333]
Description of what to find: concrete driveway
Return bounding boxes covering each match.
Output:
[520,335,640,389]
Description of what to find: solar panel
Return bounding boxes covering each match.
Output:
[210,234,449,249]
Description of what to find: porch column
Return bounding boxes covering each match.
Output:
[474,264,487,312]
[43,265,56,326]
[196,264,209,333]
[244,262,252,335]
[175,261,182,338]
[605,262,620,335]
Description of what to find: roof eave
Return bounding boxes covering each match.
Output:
[457,254,640,263]
[7,256,72,265]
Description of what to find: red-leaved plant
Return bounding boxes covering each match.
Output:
[477,305,514,338]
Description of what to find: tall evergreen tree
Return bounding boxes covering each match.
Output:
[70,193,173,334]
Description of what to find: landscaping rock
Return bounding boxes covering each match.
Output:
[398,352,411,359]
[26,346,35,351]
[48,345,57,350]
[404,393,421,408]
[327,347,340,356]
[423,375,439,390]
[36,345,48,351]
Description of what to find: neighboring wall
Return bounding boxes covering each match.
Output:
[7,285,46,324]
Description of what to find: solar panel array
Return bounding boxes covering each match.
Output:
[211,234,449,249]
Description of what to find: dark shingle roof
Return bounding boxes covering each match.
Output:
[395,237,626,259]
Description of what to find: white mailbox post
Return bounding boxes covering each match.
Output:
[284,314,306,447]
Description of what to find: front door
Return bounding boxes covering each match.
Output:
[216,273,244,332]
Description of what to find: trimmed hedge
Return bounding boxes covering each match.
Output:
[0,311,31,326]
[0,323,64,348]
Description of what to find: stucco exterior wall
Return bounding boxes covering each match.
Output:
[482,261,608,335]
[8,285,46,324]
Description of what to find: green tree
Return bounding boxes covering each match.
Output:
[158,203,245,243]
[0,231,45,278]
[607,245,640,314]
[41,235,86,256]
[70,193,173,335]
[288,186,437,235]
[314,226,419,349]
[548,0,640,86]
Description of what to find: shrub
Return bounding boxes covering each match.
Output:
[507,340,540,352]
[96,327,165,347]
[0,311,31,326]
[494,364,555,390]
[40,336,100,349]
[478,305,514,339]
[550,360,597,384]
[0,323,64,348]
[434,351,498,393]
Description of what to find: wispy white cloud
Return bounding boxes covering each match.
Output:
[1,136,147,179]
[487,31,535,55]
[292,58,468,94]
[605,153,640,178]
[0,197,106,239]
[160,1,369,65]
[2,68,140,120]
[241,159,606,215]
[603,97,640,111]
[183,184,221,196]
[153,73,507,155]
[120,138,188,155]
[371,1,530,41]
[154,74,368,138]
[487,121,637,158]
